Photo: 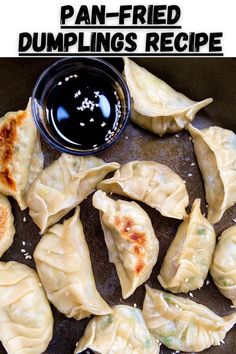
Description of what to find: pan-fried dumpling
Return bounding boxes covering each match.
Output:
[158,199,216,293]
[93,190,159,299]
[0,99,43,210]
[26,154,120,233]
[74,305,159,354]
[98,160,189,220]
[27,133,44,188]
[123,58,212,136]
[188,124,236,224]
[210,225,236,308]
[0,194,15,257]
[0,261,53,354]
[34,207,111,320]
[143,286,236,352]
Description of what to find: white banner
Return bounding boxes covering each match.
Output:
[0,0,234,57]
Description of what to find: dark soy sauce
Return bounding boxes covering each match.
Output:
[45,70,122,150]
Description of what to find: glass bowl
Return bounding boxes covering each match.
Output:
[31,57,131,155]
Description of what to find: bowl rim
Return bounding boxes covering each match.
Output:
[31,57,131,155]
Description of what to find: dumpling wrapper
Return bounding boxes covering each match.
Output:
[0,194,15,257]
[158,199,216,293]
[93,190,159,299]
[210,225,236,308]
[124,58,213,136]
[143,286,236,352]
[98,160,189,220]
[27,133,44,189]
[188,124,236,224]
[74,305,159,354]
[26,154,120,233]
[0,99,44,209]
[0,261,53,354]
[34,206,111,320]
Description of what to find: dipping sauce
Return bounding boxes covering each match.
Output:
[45,71,122,150]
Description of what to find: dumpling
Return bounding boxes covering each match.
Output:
[0,261,53,354]
[33,207,111,320]
[0,99,43,209]
[158,199,216,293]
[93,190,159,299]
[27,133,44,188]
[0,194,15,257]
[74,305,159,354]
[188,124,236,224]
[123,58,212,136]
[210,225,236,308]
[26,154,120,233]
[98,160,189,220]
[143,285,236,352]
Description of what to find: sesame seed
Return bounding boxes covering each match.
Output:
[187,173,193,177]
[133,303,137,307]
[58,81,62,86]
[189,292,194,298]
[22,241,26,246]
[126,227,131,231]
[74,74,78,78]
[185,278,189,283]
[90,118,95,122]
[206,280,210,285]
[93,144,97,148]
[38,283,42,287]
[220,340,225,344]
[125,136,129,140]
[23,217,26,222]
[190,162,195,166]
[21,249,26,253]
[233,218,236,223]
[175,134,180,138]
[80,122,85,127]
[230,305,235,308]
[183,180,186,184]
[65,77,69,81]
[101,122,106,127]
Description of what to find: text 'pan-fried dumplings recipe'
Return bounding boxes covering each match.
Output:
[0,261,53,354]
[0,194,15,257]
[74,305,159,354]
[158,198,216,293]
[98,160,189,220]
[188,124,236,224]
[0,99,44,210]
[123,57,212,136]
[93,190,159,299]
[26,154,120,233]
[143,286,236,352]
[210,225,236,308]
[34,207,111,320]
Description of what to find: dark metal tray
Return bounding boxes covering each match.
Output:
[0,57,235,354]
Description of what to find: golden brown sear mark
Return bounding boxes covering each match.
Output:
[0,206,8,240]
[0,111,26,191]
[114,215,147,275]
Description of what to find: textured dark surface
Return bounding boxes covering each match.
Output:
[0,57,235,354]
